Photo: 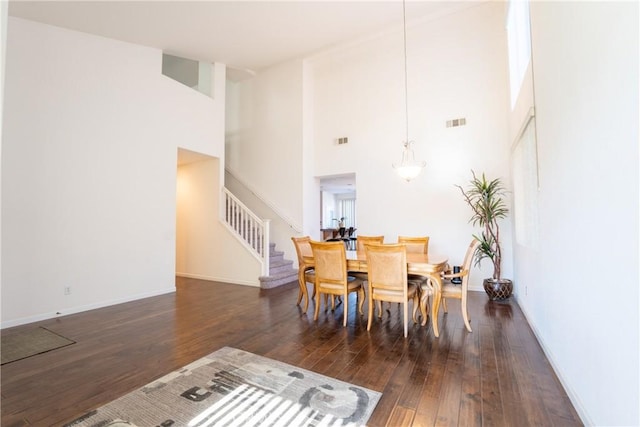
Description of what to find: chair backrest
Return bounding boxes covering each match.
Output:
[338,227,346,238]
[356,235,384,252]
[365,243,408,295]
[460,239,481,291]
[397,236,430,254]
[291,236,313,268]
[347,227,356,237]
[310,240,348,290]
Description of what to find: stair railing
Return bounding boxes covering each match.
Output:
[222,187,270,275]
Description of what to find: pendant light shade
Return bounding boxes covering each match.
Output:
[393,141,426,182]
[393,0,425,182]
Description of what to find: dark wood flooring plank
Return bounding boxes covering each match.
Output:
[386,405,415,427]
[434,326,465,427]
[457,323,482,427]
[478,322,507,426]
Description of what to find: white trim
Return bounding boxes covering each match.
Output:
[0,287,176,329]
[175,272,259,287]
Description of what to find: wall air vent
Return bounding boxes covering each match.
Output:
[446,118,467,128]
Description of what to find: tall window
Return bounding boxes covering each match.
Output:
[338,198,356,228]
[506,0,531,109]
[512,112,538,248]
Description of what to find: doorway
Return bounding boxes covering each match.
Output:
[319,173,356,240]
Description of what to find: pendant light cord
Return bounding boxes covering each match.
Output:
[403,0,409,145]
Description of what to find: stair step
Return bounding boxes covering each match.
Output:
[257,242,299,289]
[269,250,284,263]
[269,259,294,275]
[259,269,298,289]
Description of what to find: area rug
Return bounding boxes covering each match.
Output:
[65,346,381,427]
[1,326,75,365]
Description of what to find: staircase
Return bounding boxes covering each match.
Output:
[222,186,298,289]
[259,243,298,289]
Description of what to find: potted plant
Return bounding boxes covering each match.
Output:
[456,171,513,300]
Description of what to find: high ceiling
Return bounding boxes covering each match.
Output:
[8,1,477,80]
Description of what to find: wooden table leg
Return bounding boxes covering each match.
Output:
[430,273,442,338]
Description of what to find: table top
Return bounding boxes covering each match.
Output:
[345,250,448,274]
[302,250,448,274]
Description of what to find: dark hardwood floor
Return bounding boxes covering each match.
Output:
[1,277,582,426]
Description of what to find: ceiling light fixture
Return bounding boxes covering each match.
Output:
[393,0,426,182]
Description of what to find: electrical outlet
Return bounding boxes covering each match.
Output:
[64,286,71,295]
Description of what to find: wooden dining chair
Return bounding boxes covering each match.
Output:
[397,235,429,254]
[350,235,385,281]
[356,235,384,252]
[310,240,365,327]
[397,235,430,285]
[364,243,420,337]
[291,236,316,313]
[438,239,480,332]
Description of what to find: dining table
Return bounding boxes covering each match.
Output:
[302,250,449,337]
[346,250,448,337]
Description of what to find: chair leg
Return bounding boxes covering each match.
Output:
[297,270,306,311]
[403,301,408,338]
[302,288,310,313]
[461,297,472,332]
[314,292,321,321]
[377,300,383,318]
[358,288,365,315]
[303,282,315,314]
[343,292,348,327]
[367,294,374,331]
[441,297,448,313]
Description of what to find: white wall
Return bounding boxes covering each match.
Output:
[517,2,638,425]
[309,2,511,288]
[0,0,7,323]
[177,160,260,286]
[227,5,511,287]
[225,61,307,259]
[321,191,338,229]
[225,60,305,230]
[1,18,225,327]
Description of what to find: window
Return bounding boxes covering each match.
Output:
[512,110,539,248]
[506,0,532,109]
[338,198,356,228]
[162,53,212,97]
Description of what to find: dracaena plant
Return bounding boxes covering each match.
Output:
[456,171,509,280]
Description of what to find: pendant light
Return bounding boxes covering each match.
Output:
[392,0,426,182]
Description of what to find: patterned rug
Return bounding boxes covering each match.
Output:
[1,327,75,365]
[65,347,382,427]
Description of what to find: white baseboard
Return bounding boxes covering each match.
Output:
[175,272,259,288]
[1,287,176,329]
